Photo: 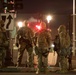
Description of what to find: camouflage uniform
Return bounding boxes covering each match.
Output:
[67,43,73,70]
[34,22,52,74]
[57,25,71,73]
[16,20,34,67]
[54,35,60,67]
[0,20,8,68]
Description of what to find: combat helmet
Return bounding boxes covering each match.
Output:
[58,25,66,33]
[40,21,46,29]
[23,20,28,27]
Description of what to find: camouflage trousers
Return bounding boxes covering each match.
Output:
[35,47,49,73]
[37,54,48,72]
[59,56,68,72]
[0,49,6,68]
[17,44,33,67]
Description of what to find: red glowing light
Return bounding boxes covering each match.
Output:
[36,25,41,30]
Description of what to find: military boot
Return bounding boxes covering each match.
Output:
[36,68,39,74]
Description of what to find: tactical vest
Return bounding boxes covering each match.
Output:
[37,29,51,48]
[18,27,33,45]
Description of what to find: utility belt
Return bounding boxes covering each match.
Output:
[38,48,50,57]
[19,37,32,47]
[42,50,49,57]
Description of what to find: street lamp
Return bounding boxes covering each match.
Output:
[17,21,23,28]
[46,15,52,23]
[46,15,52,28]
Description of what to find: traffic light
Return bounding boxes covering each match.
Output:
[7,1,14,10]
[3,2,7,8]
[7,0,15,12]
[14,0,23,9]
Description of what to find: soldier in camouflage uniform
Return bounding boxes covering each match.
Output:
[16,20,34,67]
[0,20,8,68]
[57,25,71,73]
[34,22,52,74]
[54,35,60,67]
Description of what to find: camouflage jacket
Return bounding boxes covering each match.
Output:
[16,27,34,44]
[59,32,71,49]
[0,28,8,47]
[34,29,52,49]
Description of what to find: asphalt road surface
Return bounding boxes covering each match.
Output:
[0,71,76,75]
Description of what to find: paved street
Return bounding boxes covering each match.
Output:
[0,65,76,75]
[12,49,76,68]
[0,71,76,75]
[0,49,76,75]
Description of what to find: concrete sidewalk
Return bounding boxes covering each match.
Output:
[72,56,76,69]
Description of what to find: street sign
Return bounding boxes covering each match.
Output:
[0,13,15,30]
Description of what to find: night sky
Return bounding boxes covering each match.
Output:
[20,0,73,14]
[17,0,73,38]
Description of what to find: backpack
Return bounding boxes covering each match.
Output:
[38,29,51,48]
